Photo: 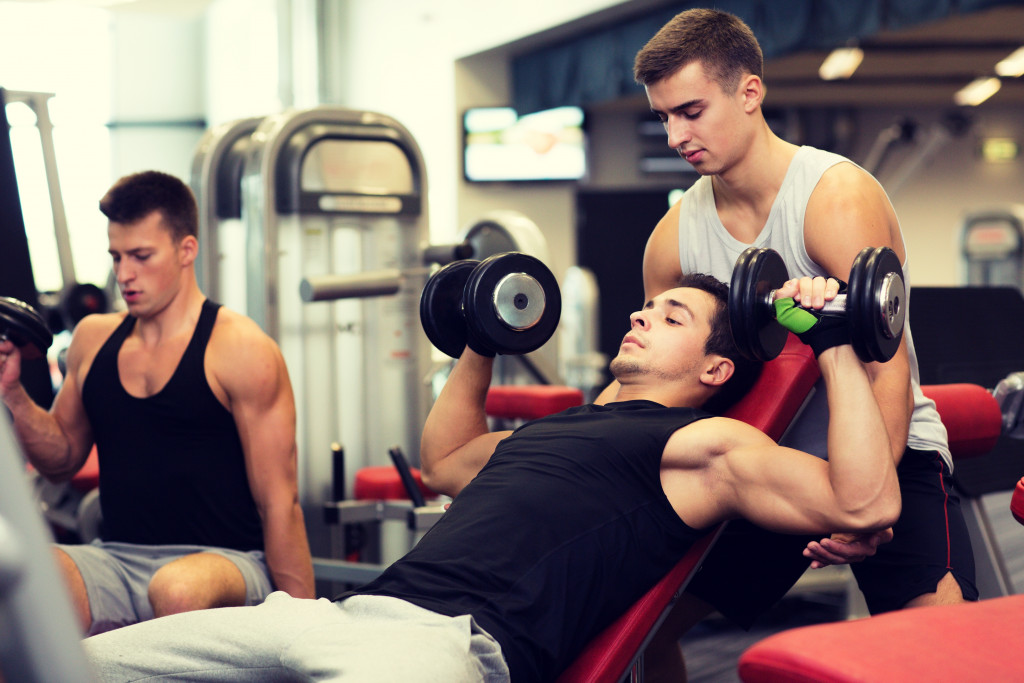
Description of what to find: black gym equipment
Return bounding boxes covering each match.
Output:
[0,297,53,361]
[420,252,561,358]
[419,259,478,359]
[0,88,53,407]
[729,246,905,363]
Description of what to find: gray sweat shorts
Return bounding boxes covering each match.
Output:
[84,591,510,682]
[57,539,274,635]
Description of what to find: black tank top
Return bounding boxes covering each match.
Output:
[351,401,710,682]
[81,300,263,550]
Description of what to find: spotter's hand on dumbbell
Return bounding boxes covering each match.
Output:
[419,252,561,359]
[729,246,905,363]
[773,277,852,357]
[787,275,845,309]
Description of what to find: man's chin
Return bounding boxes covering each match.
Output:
[609,357,641,379]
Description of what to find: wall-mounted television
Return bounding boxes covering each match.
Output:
[463,105,587,182]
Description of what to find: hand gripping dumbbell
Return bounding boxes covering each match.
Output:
[0,296,54,361]
[419,252,561,358]
[728,246,906,363]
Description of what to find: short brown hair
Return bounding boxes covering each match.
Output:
[633,8,763,95]
[676,272,763,414]
[99,170,198,243]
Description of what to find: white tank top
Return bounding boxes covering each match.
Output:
[675,145,951,468]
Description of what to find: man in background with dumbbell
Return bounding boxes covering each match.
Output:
[82,271,901,682]
[624,8,975,679]
[0,170,313,635]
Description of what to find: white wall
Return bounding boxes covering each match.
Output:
[108,11,206,181]
[202,0,634,245]
[199,0,1024,294]
[851,106,1024,287]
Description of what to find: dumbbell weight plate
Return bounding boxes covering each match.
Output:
[729,247,789,361]
[463,252,561,356]
[419,260,479,359]
[847,246,905,363]
[0,296,53,361]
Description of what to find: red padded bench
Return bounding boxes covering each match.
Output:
[557,334,819,683]
[738,381,1021,683]
[738,593,1024,682]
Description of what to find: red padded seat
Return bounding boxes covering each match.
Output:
[738,595,1024,682]
[921,383,1002,459]
[484,385,583,421]
[1012,477,1024,526]
[70,446,100,492]
[353,465,433,501]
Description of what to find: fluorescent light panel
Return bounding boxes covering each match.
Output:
[954,77,1002,106]
[996,46,1024,78]
[819,47,864,81]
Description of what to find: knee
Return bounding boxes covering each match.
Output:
[148,570,207,617]
[148,555,247,617]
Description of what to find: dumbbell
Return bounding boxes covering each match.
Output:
[0,296,54,361]
[419,252,561,358]
[729,246,905,363]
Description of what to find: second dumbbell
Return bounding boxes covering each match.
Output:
[419,252,561,358]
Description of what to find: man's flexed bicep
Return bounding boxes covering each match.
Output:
[707,346,900,535]
[213,311,313,598]
[420,348,511,498]
[805,162,913,462]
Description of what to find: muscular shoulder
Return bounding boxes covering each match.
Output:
[71,312,126,345]
[65,312,126,364]
[806,162,904,267]
[661,415,771,470]
[660,416,776,528]
[207,308,289,401]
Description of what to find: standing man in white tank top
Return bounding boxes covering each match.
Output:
[625,8,976,681]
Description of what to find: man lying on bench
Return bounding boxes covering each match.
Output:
[82,273,900,683]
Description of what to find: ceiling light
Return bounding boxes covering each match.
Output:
[954,77,1002,106]
[979,137,1019,162]
[818,47,864,81]
[996,46,1024,78]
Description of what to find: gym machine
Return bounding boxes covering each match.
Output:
[238,107,439,561]
[190,116,264,314]
[960,205,1024,290]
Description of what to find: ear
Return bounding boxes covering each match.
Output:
[740,74,764,113]
[178,235,198,267]
[700,356,735,389]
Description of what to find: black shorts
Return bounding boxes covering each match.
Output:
[851,447,978,613]
[684,447,978,627]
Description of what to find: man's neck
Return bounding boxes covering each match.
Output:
[711,129,799,243]
[610,381,702,409]
[133,279,205,346]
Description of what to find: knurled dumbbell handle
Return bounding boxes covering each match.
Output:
[768,291,847,315]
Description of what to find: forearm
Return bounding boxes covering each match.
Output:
[2,384,79,480]
[420,349,494,473]
[820,345,900,526]
[866,345,913,464]
[261,502,315,598]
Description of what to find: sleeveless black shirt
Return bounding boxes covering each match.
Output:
[81,300,263,550]
[351,400,711,682]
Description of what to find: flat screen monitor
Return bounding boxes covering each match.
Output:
[463,105,587,182]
